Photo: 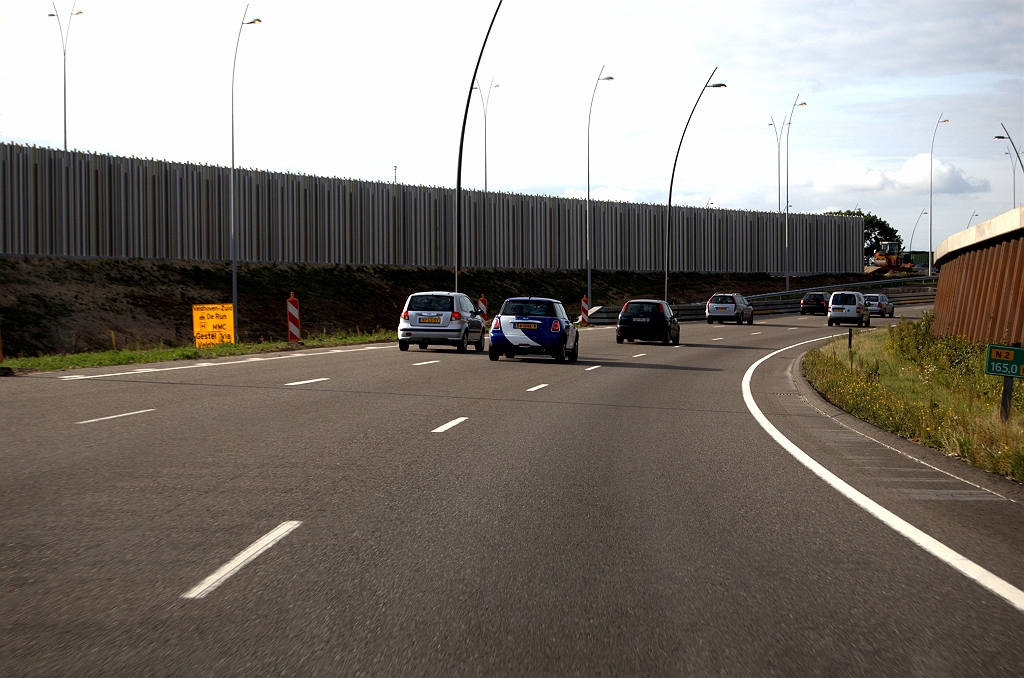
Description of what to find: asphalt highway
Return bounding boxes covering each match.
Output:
[2,304,1023,676]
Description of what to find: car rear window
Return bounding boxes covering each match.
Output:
[804,293,824,301]
[501,300,555,317]
[711,295,735,304]
[864,295,879,301]
[625,302,663,314]
[408,295,453,312]
[831,293,857,305]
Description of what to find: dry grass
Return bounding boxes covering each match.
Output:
[803,313,1024,483]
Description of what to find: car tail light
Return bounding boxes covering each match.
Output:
[492,317,501,330]
[551,320,561,332]
[451,311,462,320]
[402,310,409,320]
[621,303,629,313]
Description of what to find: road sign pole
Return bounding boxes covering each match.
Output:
[1000,376,1014,422]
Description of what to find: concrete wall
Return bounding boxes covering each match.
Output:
[933,207,1024,344]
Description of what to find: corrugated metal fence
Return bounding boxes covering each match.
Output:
[1,143,863,273]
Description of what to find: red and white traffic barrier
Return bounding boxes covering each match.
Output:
[581,295,590,325]
[478,294,488,321]
[287,292,300,342]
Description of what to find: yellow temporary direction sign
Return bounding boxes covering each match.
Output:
[192,304,234,347]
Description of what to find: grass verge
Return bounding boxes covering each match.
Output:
[802,313,1024,483]
[1,329,396,372]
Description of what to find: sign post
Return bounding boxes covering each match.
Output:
[985,343,1023,422]
[192,304,235,348]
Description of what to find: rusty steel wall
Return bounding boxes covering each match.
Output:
[1,143,863,273]
[933,232,1024,344]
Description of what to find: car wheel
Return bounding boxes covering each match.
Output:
[857,317,864,327]
[706,318,713,324]
[865,314,871,327]
[889,308,895,318]
[474,333,485,352]
[628,338,634,342]
[568,336,579,363]
[662,330,670,345]
[552,342,566,362]
[456,332,469,353]
[488,345,500,361]
[672,330,680,345]
[827,319,833,326]
[747,312,754,325]
[505,351,516,359]
[419,341,428,350]
[800,310,805,315]
[616,335,624,344]
[398,340,409,351]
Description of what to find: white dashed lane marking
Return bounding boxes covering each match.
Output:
[431,417,468,433]
[712,337,724,341]
[284,378,329,386]
[413,360,440,366]
[585,365,601,371]
[632,353,646,358]
[76,409,155,425]
[182,521,302,600]
[526,384,549,392]
[751,332,762,335]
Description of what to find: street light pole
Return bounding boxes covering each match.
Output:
[907,208,927,253]
[230,5,261,343]
[928,113,949,276]
[664,69,725,303]
[587,66,614,309]
[784,95,806,291]
[455,1,503,293]
[47,2,83,152]
[769,117,783,213]
[995,125,1024,209]
[966,211,979,229]
[474,77,498,266]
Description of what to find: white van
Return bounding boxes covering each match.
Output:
[827,291,870,327]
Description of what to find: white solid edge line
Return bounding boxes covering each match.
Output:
[526,383,549,392]
[413,360,440,366]
[742,336,1024,614]
[431,416,468,433]
[181,521,302,599]
[585,365,601,371]
[58,345,392,381]
[76,408,155,424]
[284,377,329,386]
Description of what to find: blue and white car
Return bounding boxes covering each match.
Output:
[488,297,579,362]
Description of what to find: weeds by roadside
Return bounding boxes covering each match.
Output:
[1,329,396,372]
[802,313,1024,483]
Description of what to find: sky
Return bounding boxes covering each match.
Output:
[2,0,1022,252]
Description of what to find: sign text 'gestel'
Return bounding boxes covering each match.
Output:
[192,304,234,347]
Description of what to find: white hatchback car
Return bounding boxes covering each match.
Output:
[827,291,870,327]
[397,292,487,352]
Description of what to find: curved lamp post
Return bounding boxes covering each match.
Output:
[230,5,261,342]
[586,66,614,308]
[47,2,83,151]
[768,117,784,212]
[455,1,503,293]
[473,77,498,266]
[995,125,1024,208]
[907,208,927,253]
[1003,148,1016,209]
[966,211,979,229]
[928,114,949,276]
[784,95,806,291]
[663,70,725,303]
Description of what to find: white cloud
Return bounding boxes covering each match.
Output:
[813,154,990,194]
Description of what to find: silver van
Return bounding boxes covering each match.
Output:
[398,292,486,352]
[827,291,870,327]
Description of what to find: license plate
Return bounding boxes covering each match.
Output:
[634,317,649,322]
[418,317,441,324]
[716,307,727,311]
[513,322,538,330]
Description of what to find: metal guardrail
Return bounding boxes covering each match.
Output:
[745,276,938,302]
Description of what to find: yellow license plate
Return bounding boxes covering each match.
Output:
[418,317,441,324]
[513,322,538,330]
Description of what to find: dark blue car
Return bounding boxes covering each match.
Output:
[488,297,579,362]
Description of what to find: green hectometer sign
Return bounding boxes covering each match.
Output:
[986,344,1024,378]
